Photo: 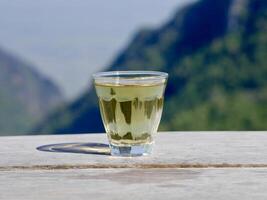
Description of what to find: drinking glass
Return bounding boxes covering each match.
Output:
[93,71,168,156]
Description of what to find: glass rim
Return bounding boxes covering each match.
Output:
[93,70,168,79]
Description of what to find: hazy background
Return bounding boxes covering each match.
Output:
[0,0,191,98]
[0,0,266,135]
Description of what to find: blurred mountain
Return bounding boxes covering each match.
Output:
[0,48,64,135]
[36,0,267,134]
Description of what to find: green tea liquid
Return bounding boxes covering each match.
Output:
[95,81,166,146]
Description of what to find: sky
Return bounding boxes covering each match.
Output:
[0,0,192,99]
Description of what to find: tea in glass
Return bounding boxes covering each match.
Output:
[93,71,168,156]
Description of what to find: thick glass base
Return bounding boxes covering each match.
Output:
[110,142,153,157]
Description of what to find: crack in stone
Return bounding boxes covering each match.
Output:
[1,163,267,171]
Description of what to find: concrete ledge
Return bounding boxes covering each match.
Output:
[1,132,267,200]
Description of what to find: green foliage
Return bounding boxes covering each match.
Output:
[159,0,267,130]
[37,0,267,133]
[162,89,267,131]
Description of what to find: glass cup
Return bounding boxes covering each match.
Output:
[93,71,168,156]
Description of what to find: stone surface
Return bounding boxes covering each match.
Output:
[1,168,267,200]
[1,131,267,199]
[0,132,267,167]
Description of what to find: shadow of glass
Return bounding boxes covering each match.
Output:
[37,142,110,155]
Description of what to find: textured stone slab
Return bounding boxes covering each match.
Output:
[1,132,267,200]
[1,168,267,200]
[0,132,267,168]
